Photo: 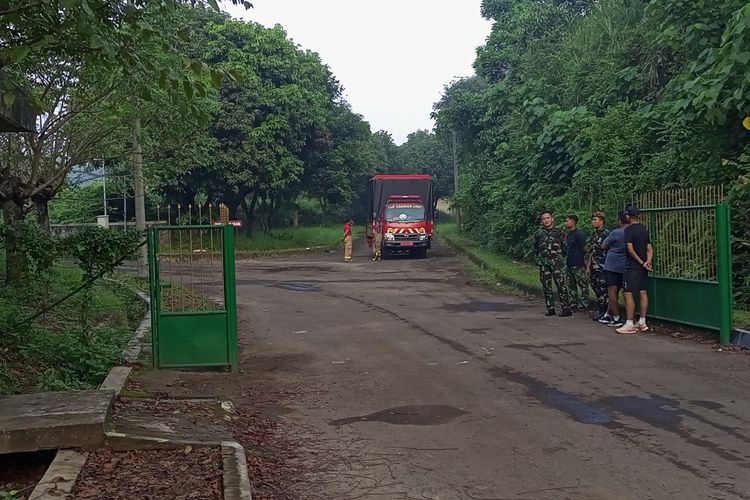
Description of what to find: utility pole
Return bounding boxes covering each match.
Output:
[127,0,147,276]
[101,158,107,217]
[452,130,461,232]
[132,114,147,276]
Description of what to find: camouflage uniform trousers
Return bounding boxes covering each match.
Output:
[591,267,608,310]
[539,263,571,310]
[567,266,590,309]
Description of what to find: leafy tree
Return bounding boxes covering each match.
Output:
[393,130,454,201]
[49,182,104,224]
[373,130,400,173]
[431,0,750,296]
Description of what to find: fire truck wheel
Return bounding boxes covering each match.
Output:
[413,248,427,259]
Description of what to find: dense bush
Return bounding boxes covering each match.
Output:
[0,225,146,395]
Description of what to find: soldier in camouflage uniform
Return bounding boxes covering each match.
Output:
[588,212,610,320]
[533,211,572,317]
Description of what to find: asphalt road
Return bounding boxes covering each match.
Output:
[228,238,750,499]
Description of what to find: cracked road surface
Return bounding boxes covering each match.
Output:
[157,238,750,499]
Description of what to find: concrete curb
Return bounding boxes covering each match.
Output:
[103,432,252,500]
[123,290,151,363]
[99,366,132,396]
[28,450,89,500]
[731,328,750,348]
[222,441,253,500]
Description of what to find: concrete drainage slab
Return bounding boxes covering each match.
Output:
[0,390,114,454]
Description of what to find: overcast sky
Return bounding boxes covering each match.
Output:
[223,1,491,144]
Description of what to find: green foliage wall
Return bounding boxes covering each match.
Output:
[433,0,750,305]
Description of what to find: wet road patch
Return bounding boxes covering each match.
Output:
[598,395,682,430]
[329,405,469,426]
[445,301,525,313]
[464,328,490,335]
[506,342,586,350]
[276,281,321,292]
[489,367,613,425]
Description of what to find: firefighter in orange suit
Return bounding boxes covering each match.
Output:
[343,218,354,262]
[372,218,383,261]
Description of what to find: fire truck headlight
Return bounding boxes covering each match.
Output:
[419,234,428,241]
[384,233,395,241]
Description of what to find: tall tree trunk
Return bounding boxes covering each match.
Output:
[227,200,240,220]
[34,196,50,232]
[241,193,258,238]
[258,194,268,235]
[32,185,53,233]
[132,114,147,277]
[1,196,28,285]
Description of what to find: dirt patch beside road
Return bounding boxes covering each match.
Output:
[73,447,222,499]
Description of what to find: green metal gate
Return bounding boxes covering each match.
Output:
[148,225,238,370]
[637,187,733,343]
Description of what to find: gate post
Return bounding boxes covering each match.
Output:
[147,226,160,367]
[223,224,239,371]
[716,203,733,344]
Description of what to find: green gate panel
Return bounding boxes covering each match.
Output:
[646,278,721,331]
[156,312,229,368]
[148,224,238,370]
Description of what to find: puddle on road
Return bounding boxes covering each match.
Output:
[444,301,525,313]
[598,395,682,430]
[329,405,469,426]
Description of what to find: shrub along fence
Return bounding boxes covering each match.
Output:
[0,223,145,395]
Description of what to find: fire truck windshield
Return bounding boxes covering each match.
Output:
[385,204,425,222]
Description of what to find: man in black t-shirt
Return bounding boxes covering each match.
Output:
[565,215,589,310]
[616,207,653,334]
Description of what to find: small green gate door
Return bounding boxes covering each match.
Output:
[148,225,238,370]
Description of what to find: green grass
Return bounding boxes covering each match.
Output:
[235,225,356,253]
[437,224,539,287]
[735,309,750,330]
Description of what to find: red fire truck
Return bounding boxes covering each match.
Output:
[365,174,436,259]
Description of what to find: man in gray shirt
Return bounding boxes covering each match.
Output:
[598,211,630,327]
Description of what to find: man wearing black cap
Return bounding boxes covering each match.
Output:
[616,206,653,334]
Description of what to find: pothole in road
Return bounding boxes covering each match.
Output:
[444,301,525,312]
[329,405,469,426]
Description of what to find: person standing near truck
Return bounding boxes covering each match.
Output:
[588,212,610,321]
[343,218,354,263]
[372,218,383,261]
[565,215,590,310]
[534,211,572,317]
